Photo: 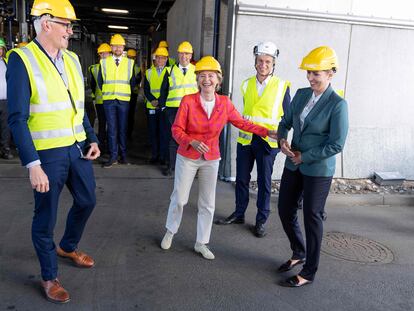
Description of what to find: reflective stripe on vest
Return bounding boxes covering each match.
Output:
[166,64,198,107]
[237,76,289,148]
[145,66,167,109]
[101,57,133,101]
[90,64,103,104]
[14,43,86,150]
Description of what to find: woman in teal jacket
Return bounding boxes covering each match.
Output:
[276,46,349,287]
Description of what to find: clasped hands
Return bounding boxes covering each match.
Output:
[279,138,302,165]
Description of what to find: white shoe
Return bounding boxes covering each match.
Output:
[161,231,174,250]
[194,243,215,260]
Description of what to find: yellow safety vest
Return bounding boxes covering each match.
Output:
[168,58,176,66]
[101,56,134,102]
[132,63,141,94]
[145,66,168,109]
[89,63,103,104]
[237,76,289,148]
[165,64,198,108]
[13,42,86,150]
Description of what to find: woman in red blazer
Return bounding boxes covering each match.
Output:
[160,56,277,259]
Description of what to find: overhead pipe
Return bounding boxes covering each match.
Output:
[153,0,163,18]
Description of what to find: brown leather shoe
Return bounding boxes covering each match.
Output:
[41,279,70,304]
[57,247,95,268]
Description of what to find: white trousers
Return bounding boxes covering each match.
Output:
[165,154,220,244]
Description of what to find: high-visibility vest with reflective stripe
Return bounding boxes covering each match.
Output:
[101,56,133,101]
[145,66,168,109]
[237,76,289,148]
[89,63,103,104]
[13,42,86,150]
[132,63,141,94]
[166,64,197,108]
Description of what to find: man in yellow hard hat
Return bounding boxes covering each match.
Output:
[98,34,137,167]
[143,47,170,165]
[158,40,175,66]
[215,42,291,239]
[89,43,111,153]
[126,48,142,139]
[160,41,198,176]
[6,0,100,303]
[0,37,13,160]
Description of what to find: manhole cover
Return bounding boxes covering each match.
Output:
[321,231,394,264]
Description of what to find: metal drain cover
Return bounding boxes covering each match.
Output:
[321,231,394,264]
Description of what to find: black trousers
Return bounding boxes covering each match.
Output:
[0,99,11,151]
[278,167,332,281]
[164,107,178,169]
[127,93,138,138]
[95,104,107,152]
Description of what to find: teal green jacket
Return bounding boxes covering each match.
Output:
[277,85,348,177]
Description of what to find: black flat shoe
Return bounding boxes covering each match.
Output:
[252,223,266,238]
[214,213,245,225]
[277,258,305,272]
[279,275,313,288]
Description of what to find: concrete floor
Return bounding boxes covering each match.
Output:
[0,160,413,311]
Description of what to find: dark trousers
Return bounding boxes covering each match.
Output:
[164,107,178,169]
[0,99,11,151]
[32,143,96,281]
[147,108,168,161]
[103,99,129,161]
[278,167,332,281]
[127,92,138,138]
[95,104,107,152]
[235,136,279,224]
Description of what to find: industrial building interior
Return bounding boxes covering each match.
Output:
[0,0,177,164]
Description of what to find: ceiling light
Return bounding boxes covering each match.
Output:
[108,25,129,30]
[102,8,129,14]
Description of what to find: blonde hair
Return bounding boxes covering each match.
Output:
[196,71,223,92]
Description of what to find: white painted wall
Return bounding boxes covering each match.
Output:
[238,0,414,20]
[230,13,414,179]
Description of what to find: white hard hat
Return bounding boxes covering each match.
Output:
[253,41,279,58]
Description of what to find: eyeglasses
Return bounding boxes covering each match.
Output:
[48,20,74,30]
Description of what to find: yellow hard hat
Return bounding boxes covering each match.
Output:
[195,56,221,74]
[300,46,338,71]
[177,41,193,54]
[127,49,137,57]
[158,40,168,48]
[110,34,126,46]
[97,43,111,54]
[154,47,169,57]
[17,42,28,48]
[30,0,78,20]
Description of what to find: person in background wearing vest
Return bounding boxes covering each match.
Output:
[126,48,142,139]
[277,47,348,287]
[89,43,111,154]
[215,42,291,238]
[6,0,100,303]
[160,41,198,176]
[160,56,278,260]
[144,47,170,165]
[98,34,137,168]
[158,40,175,67]
[0,37,13,160]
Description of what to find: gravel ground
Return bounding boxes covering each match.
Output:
[249,179,414,195]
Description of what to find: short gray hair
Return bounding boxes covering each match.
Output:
[33,15,51,35]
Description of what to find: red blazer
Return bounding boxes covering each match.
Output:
[172,92,269,160]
